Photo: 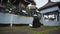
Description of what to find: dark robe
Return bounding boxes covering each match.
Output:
[33,16,41,28]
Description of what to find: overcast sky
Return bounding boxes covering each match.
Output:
[34,0,60,8]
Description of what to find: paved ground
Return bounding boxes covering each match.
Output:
[0,30,60,34]
[0,31,33,34]
[49,30,60,34]
[0,26,60,34]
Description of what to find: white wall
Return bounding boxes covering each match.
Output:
[40,6,60,26]
[0,13,33,24]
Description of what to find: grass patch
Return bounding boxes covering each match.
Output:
[33,26,60,34]
[0,26,60,34]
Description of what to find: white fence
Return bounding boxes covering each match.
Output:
[0,13,33,24]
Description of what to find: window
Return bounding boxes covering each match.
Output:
[44,14,56,21]
[43,11,59,21]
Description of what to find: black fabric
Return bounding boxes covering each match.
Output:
[32,16,41,28]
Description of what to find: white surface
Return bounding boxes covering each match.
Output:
[29,24,32,27]
[34,0,60,9]
[40,6,60,26]
[33,14,37,16]
[0,13,33,24]
[22,10,26,13]
[40,14,60,26]
[27,4,36,9]
[34,0,48,8]
[51,0,60,2]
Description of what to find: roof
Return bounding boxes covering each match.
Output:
[38,2,58,11]
[0,4,5,8]
[0,4,6,10]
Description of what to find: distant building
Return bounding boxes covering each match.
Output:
[39,0,60,26]
[0,0,34,27]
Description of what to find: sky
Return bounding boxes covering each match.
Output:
[34,0,60,8]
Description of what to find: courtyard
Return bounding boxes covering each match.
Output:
[0,25,60,34]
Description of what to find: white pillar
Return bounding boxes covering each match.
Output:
[9,11,13,28]
[58,8,60,21]
[42,14,44,22]
[10,14,13,28]
[10,23,12,28]
[56,15,57,21]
